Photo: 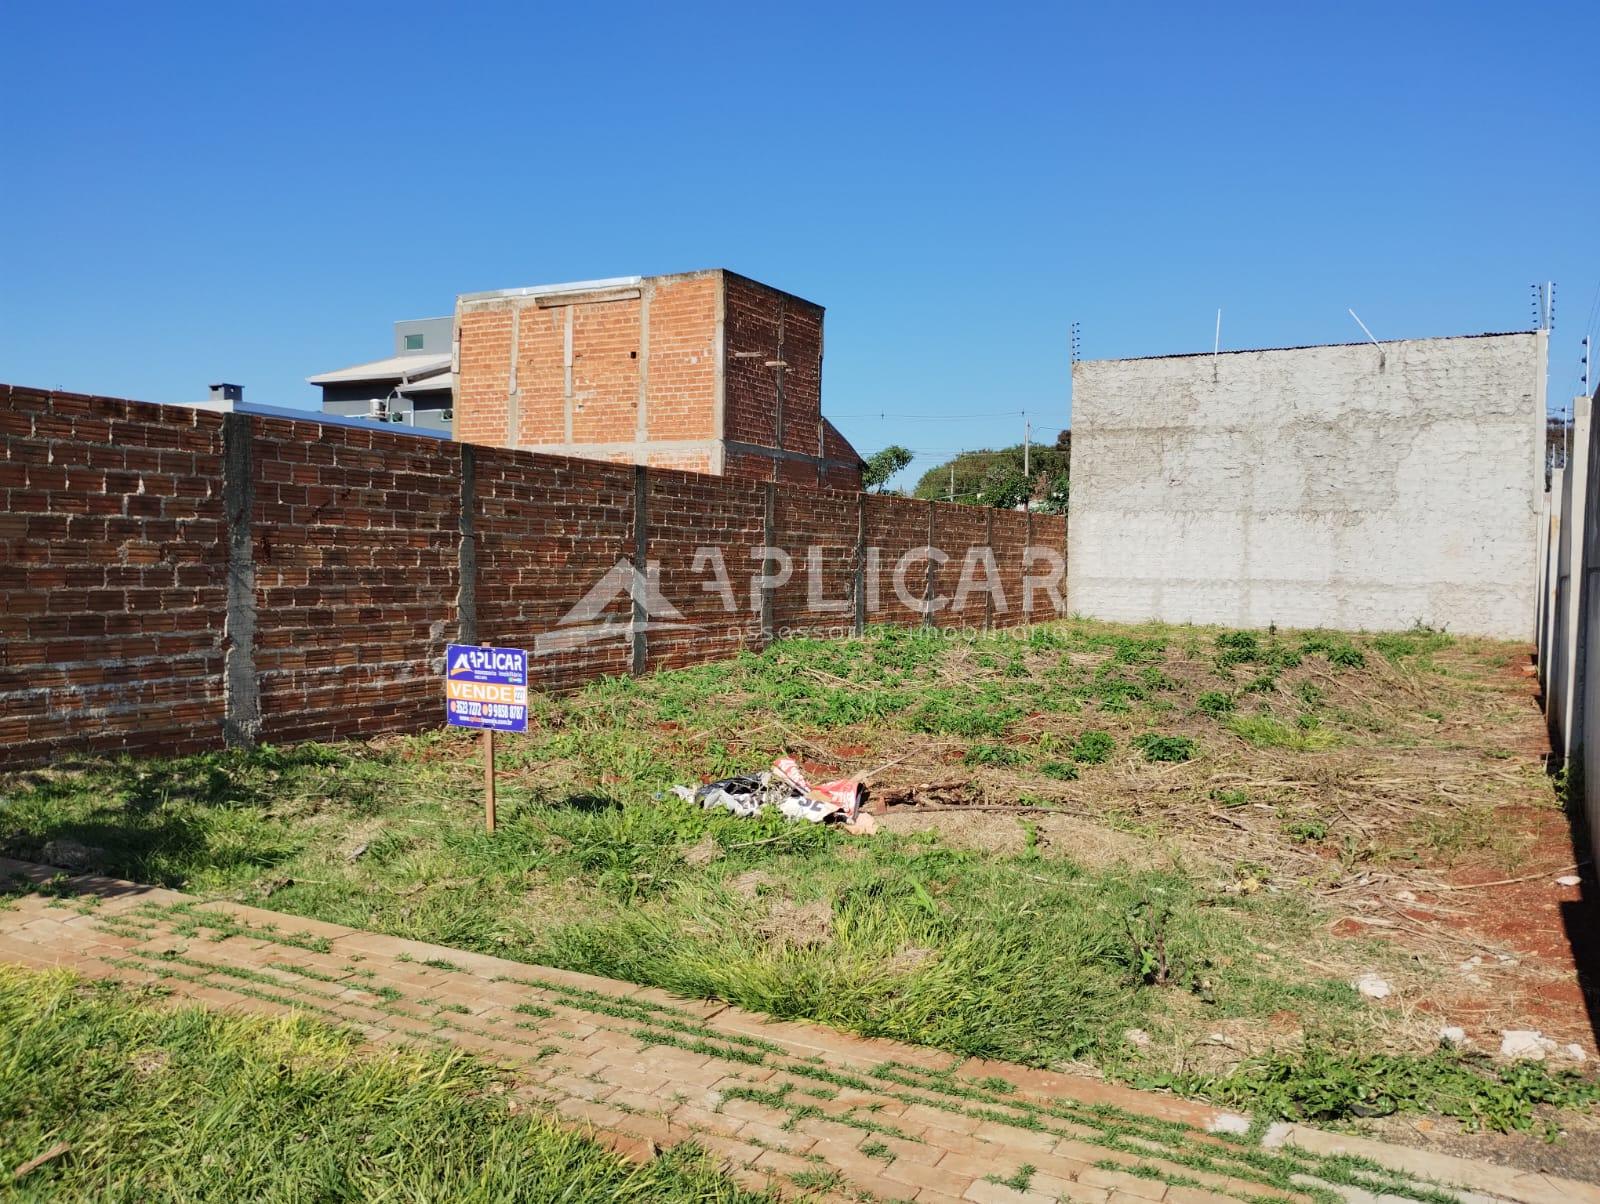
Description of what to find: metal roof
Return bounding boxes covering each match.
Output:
[307,352,452,385]
[457,275,645,304]
[397,373,454,396]
[176,399,450,440]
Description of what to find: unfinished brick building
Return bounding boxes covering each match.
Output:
[454,269,864,489]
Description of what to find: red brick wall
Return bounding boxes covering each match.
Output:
[0,386,1066,768]
[249,419,462,745]
[771,484,858,639]
[644,471,767,670]
[474,448,637,693]
[931,506,990,630]
[457,272,861,490]
[863,495,930,628]
[645,275,718,442]
[456,274,721,456]
[991,510,1030,625]
[722,274,823,457]
[821,421,864,491]
[455,303,514,447]
[0,386,227,766]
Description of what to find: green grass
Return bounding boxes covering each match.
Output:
[0,618,1574,1131]
[1151,1045,1600,1137]
[1227,715,1340,751]
[0,966,766,1202]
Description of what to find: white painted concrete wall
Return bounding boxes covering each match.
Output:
[1068,332,1547,639]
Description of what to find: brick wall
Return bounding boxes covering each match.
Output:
[474,448,637,693]
[0,386,1067,768]
[248,418,462,745]
[456,271,862,490]
[645,472,767,671]
[0,386,227,765]
[772,484,859,640]
[644,275,719,443]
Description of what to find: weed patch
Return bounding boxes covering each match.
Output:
[1132,733,1197,763]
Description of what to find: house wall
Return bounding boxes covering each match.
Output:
[455,271,862,489]
[455,272,720,468]
[0,384,1063,769]
[1068,332,1546,639]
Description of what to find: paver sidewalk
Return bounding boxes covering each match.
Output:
[0,858,1588,1204]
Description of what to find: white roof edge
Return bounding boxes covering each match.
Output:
[307,352,452,385]
[176,399,451,440]
[458,275,644,304]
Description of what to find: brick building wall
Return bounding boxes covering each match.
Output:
[456,270,863,489]
[0,386,1066,769]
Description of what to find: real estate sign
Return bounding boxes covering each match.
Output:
[444,644,528,732]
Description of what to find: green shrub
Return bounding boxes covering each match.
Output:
[1285,819,1328,843]
[1195,691,1234,717]
[1071,730,1116,764]
[1132,733,1196,763]
[1040,761,1078,781]
[963,743,1028,768]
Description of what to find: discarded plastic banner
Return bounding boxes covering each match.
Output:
[671,756,876,834]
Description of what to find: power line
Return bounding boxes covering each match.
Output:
[829,409,1033,420]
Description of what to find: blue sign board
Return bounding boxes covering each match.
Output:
[445,644,528,733]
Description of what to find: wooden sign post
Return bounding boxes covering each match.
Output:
[443,641,527,836]
[483,727,497,833]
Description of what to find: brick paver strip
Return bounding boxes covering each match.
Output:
[0,858,1584,1204]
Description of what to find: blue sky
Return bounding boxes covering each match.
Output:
[3,1,1596,488]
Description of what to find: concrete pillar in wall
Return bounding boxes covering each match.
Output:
[1537,489,1552,688]
[1541,472,1563,698]
[1550,467,1575,754]
[1559,397,1592,762]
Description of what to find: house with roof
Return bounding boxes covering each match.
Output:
[308,317,455,434]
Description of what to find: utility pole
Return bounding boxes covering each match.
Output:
[948,464,955,503]
[1023,413,1031,512]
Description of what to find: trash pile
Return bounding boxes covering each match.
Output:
[672,756,877,834]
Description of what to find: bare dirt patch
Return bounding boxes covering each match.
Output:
[878,809,1158,869]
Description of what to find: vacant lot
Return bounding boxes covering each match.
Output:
[4,619,1596,1142]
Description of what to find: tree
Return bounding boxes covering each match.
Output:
[862,445,914,492]
[913,441,1070,511]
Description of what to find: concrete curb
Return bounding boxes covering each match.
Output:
[1266,1121,1600,1204]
